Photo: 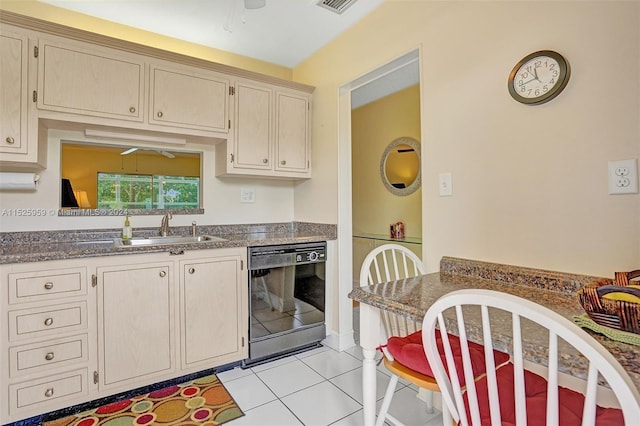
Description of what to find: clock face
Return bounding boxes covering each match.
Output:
[508,50,570,105]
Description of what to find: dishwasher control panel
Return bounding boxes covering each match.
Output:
[248,242,326,269]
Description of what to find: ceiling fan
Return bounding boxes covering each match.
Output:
[120,148,175,158]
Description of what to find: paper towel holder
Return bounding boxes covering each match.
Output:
[0,172,40,191]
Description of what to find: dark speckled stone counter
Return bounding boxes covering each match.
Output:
[349,256,640,391]
[0,221,336,264]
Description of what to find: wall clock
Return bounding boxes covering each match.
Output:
[508,50,570,105]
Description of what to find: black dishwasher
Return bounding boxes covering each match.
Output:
[243,241,327,366]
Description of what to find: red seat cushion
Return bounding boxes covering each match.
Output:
[463,363,624,426]
[386,330,510,386]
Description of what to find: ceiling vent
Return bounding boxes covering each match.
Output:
[316,0,358,15]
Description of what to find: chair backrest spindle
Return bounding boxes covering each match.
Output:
[359,244,425,339]
[422,289,640,426]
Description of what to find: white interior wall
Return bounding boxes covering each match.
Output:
[0,129,295,232]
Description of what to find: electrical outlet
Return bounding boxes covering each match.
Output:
[608,159,638,194]
[240,188,255,203]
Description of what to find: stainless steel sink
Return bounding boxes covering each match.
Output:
[115,235,226,247]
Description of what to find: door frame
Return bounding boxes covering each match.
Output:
[335,47,423,350]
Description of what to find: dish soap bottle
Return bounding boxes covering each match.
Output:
[122,215,132,240]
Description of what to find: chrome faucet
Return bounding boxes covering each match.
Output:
[159,212,173,236]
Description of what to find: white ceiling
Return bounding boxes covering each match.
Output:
[38,0,384,68]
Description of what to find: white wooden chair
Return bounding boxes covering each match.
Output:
[359,244,444,426]
[422,289,640,426]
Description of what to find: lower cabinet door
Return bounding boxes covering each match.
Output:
[180,254,244,369]
[97,262,175,389]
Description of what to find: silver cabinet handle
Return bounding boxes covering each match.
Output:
[44,318,53,326]
[45,352,55,361]
[188,267,195,274]
[5,136,15,144]
[159,270,166,278]
[262,158,268,164]
[44,388,54,398]
[44,282,54,290]
[129,107,136,113]
[280,160,286,165]
[157,111,163,118]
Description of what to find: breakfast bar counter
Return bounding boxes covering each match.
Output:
[348,256,640,424]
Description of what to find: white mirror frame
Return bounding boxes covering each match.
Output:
[379,136,421,196]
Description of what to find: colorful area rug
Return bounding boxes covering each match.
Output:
[44,374,243,426]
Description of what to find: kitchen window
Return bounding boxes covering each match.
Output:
[97,173,200,210]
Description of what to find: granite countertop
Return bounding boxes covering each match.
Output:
[0,221,336,264]
[349,256,640,391]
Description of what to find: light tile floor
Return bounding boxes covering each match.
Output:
[218,343,444,426]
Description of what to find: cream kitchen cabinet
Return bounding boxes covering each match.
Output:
[1,247,248,424]
[38,38,145,122]
[0,260,95,424]
[179,248,247,371]
[216,80,311,179]
[95,260,176,392]
[37,36,233,138]
[0,25,45,168]
[228,81,272,172]
[149,64,229,133]
[274,90,311,174]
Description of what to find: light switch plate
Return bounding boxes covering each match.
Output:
[608,159,638,194]
[439,172,452,196]
[240,188,256,203]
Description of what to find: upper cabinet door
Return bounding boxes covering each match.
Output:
[275,91,310,174]
[38,40,144,121]
[0,32,27,154]
[0,26,43,168]
[149,65,229,133]
[233,81,272,170]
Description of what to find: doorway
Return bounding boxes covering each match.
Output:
[335,49,422,350]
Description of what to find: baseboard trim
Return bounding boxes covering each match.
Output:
[323,329,356,352]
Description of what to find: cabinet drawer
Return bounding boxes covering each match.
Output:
[9,369,88,412]
[9,335,88,377]
[9,302,87,341]
[9,268,86,304]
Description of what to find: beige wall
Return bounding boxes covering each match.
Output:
[294,0,640,277]
[352,84,421,239]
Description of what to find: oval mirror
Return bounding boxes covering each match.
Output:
[380,136,421,196]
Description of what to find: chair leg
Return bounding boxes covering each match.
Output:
[424,389,434,414]
[417,388,434,414]
[441,401,453,426]
[375,374,399,426]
